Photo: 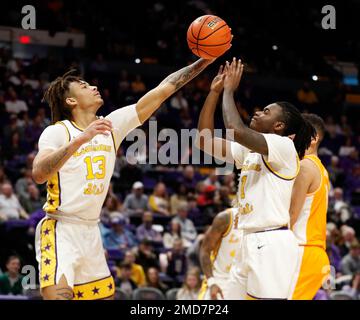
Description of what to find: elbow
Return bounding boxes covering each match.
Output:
[32,168,47,185]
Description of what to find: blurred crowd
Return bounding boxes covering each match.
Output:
[0,0,360,300]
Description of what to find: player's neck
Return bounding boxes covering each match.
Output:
[305,147,318,157]
[72,111,97,130]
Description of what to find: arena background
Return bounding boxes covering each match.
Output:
[0,0,359,300]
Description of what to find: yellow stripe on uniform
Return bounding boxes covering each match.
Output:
[39,218,58,288]
[73,275,115,300]
[44,172,61,213]
[261,155,300,181]
[198,278,208,300]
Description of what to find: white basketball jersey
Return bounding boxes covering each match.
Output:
[230,134,300,231]
[212,208,242,280]
[43,120,116,220]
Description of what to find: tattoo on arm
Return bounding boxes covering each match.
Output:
[160,59,209,91]
[199,211,230,278]
[40,146,70,175]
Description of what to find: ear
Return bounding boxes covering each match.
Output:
[288,134,295,140]
[65,97,77,108]
[274,121,285,133]
[312,133,320,145]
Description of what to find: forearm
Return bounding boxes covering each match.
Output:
[199,246,214,279]
[197,90,219,133]
[222,89,245,130]
[32,137,84,184]
[136,58,212,123]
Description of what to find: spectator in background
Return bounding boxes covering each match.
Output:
[136,211,162,243]
[121,250,146,287]
[4,87,28,114]
[0,255,24,295]
[340,242,360,275]
[19,184,43,214]
[135,239,159,272]
[172,203,197,244]
[170,183,188,216]
[330,188,352,224]
[103,214,137,251]
[215,186,232,212]
[339,136,356,157]
[327,156,345,187]
[131,75,146,94]
[166,238,187,279]
[145,267,168,294]
[178,165,197,193]
[0,166,8,185]
[297,82,318,108]
[115,262,137,297]
[197,185,217,224]
[123,181,149,216]
[15,168,33,199]
[339,226,359,256]
[342,272,360,300]
[90,53,108,73]
[186,233,206,270]
[176,267,202,300]
[202,171,221,189]
[170,91,188,110]
[149,182,170,216]
[100,194,123,225]
[163,220,191,249]
[0,182,29,221]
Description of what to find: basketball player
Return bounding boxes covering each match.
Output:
[196,58,316,299]
[289,114,330,300]
[198,208,242,300]
[32,57,217,300]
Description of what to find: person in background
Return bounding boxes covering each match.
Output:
[19,183,43,214]
[120,250,146,287]
[135,239,160,272]
[123,181,149,217]
[0,255,24,295]
[136,211,163,243]
[103,214,137,250]
[145,267,168,294]
[115,262,137,298]
[15,168,33,199]
[178,165,197,193]
[339,226,358,256]
[163,220,192,249]
[340,242,360,276]
[172,203,197,243]
[342,272,360,300]
[170,183,188,216]
[166,238,187,279]
[176,267,202,300]
[148,182,170,216]
[0,182,29,221]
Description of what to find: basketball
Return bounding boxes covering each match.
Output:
[187,15,232,59]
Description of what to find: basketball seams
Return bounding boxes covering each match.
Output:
[198,22,228,41]
[187,37,232,47]
[196,15,213,56]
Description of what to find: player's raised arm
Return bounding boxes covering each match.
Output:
[195,66,234,163]
[222,58,268,155]
[135,58,214,124]
[199,210,230,300]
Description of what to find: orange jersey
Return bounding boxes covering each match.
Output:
[292,155,329,249]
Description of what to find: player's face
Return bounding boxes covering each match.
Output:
[249,103,283,133]
[68,80,103,110]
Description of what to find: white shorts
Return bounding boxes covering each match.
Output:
[224,228,299,300]
[35,217,115,300]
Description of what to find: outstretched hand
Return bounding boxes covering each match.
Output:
[224,57,244,92]
[210,65,226,93]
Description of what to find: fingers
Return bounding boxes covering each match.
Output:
[217,65,224,76]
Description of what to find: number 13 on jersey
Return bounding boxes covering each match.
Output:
[84,156,106,180]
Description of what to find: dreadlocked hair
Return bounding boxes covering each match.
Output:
[275,101,317,160]
[42,69,82,124]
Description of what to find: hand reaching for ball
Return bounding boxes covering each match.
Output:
[211,65,226,93]
[224,57,244,92]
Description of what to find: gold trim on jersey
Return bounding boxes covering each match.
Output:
[44,172,61,213]
[73,145,112,157]
[39,218,58,288]
[55,121,71,142]
[73,275,115,300]
[198,279,207,300]
[222,209,233,238]
[110,131,117,154]
[70,120,84,132]
[261,154,300,181]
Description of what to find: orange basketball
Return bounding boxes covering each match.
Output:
[187,15,232,59]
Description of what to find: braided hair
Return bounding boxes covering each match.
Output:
[42,69,81,124]
[275,101,316,159]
